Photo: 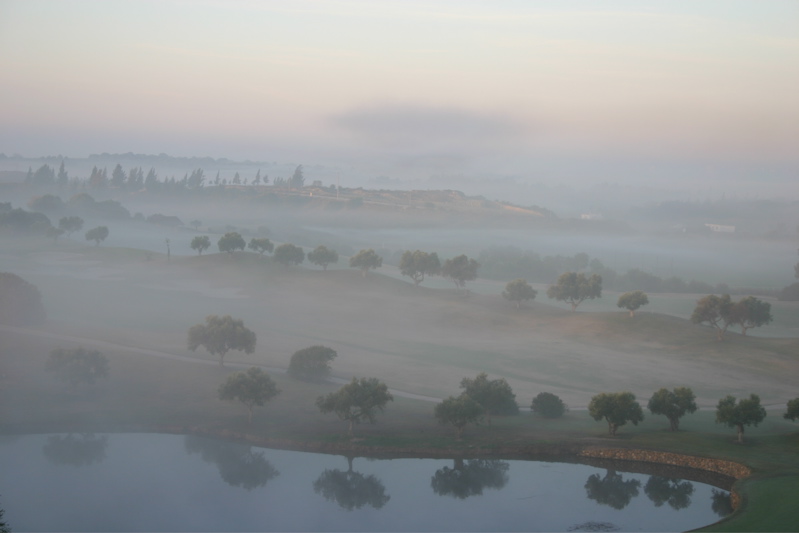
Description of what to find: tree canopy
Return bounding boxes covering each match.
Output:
[46,347,109,389]
[218,232,246,254]
[84,225,109,246]
[434,394,484,439]
[531,392,566,418]
[307,245,339,270]
[441,254,479,290]
[729,296,773,336]
[273,243,305,266]
[187,315,256,366]
[716,394,766,443]
[690,294,733,341]
[399,250,441,286]
[460,372,518,425]
[248,237,274,255]
[617,290,649,318]
[316,377,393,436]
[784,398,799,422]
[190,235,211,255]
[647,387,697,431]
[288,345,337,381]
[546,272,602,311]
[588,392,644,436]
[58,216,84,236]
[502,278,537,308]
[0,272,46,326]
[218,367,280,423]
[349,249,382,277]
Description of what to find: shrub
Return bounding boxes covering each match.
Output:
[531,392,566,418]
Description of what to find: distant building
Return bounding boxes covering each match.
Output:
[704,223,736,233]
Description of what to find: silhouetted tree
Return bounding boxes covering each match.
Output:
[434,394,483,439]
[691,294,733,341]
[218,367,280,423]
[399,250,441,286]
[187,315,256,366]
[785,397,799,422]
[84,225,109,246]
[273,243,305,266]
[289,346,337,381]
[349,248,382,277]
[588,392,644,436]
[316,377,393,436]
[502,278,537,308]
[716,393,766,443]
[729,296,773,336]
[547,272,602,311]
[647,387,697,431]
[617,290,649,318]
[460,372,518,424]
[442,254,479,290]
[217,232,245,254]
[58,216,83,236]
[531,392,566,418]
[248,237,274,255]
[308,245,339,270]
[191,235,211,255]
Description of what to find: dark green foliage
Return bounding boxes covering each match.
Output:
[314,468,390,510]
[248,237,274,255]
[288,346,337,381]
[585,470,641,510]
[647,387,697,431]
[349,248,382,276]
[588,392,644,436]
[187,315,256,366]
[441,254,479,289]
[729,296,773,336]
[502,278,537,308]
[644,476,694,510]
[431,459,509,499]
[460,372,518,424]
[273,243,305,266]
[690,294,733,341]
[547,272,602,311]
[190,235,211,255]
[399,250,441,285]
[715,394,767,443]
[616,290,649,317]
[217,232,245,254]
[785,398,799,421]
[0,272,46,326]
[316,377,393,436]
[531,392,566,418]
[218,367,280,423]
[307,245,339,270]
[46,347,109,389]
[434,394,484,439]
[84,225,109,246]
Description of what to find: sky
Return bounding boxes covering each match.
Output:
[1,1,797,191]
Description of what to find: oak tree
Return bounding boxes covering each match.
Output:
[460,372,518,425]
[547,272,602,311]
[190,235,211,255]
[218,367,280,423]
[434,394,483,439]
[84,225,109,246]
[288,345,337,381]
[349,249,382,277]
[187,315,256,366]
[316,377,393,436]
[307,245,339,270]
[617,290,649,318]
[588,392,644,436]
[273,243,305,266]
[248,237,274,255]
[441,254,479,290]
[217,232,245,254]
[647,387,697,431]
[715,393,767,443]
[502,279,537,308]
[399,250,441,286]
[690,294,733,341]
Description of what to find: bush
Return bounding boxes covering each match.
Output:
[531,392,566,418]
[288,346,337,381]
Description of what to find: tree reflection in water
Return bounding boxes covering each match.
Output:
[184,435,279,490]
[584,469,641,510]
[711,488,733,517]
[42,433,108,467]
[644,476,694,510]
[430,458,510,499]
[313,455,390,511]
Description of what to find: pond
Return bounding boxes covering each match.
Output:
[0,433,732,532]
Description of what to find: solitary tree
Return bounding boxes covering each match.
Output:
[441,254,479,290]
[547,272,602,311]
[46,347,109,390]
[460,372,518,425]
[434,394,484,439]
[248,237,274,255]
[316,377,393,437]
[588,392,644,436]
[784,398,799,422]
[191,235,211,255]
[217,232,246,254]
[187,315,256,366]
[218,367,280,424]
[399,250,441,286]
[617,290,649,318]
[690,294,733,341]
[647,387,697,431]
[307,245,339,270]
[85,226,109,246]
[531,392,567,418]
[288,345,337,381]
[349,249,383,277]
[273,243,305,266]
[502,279,538,308]
[715,394,767,443]
[58,215,84,236]
[0,272,46,326]
[729,296,773,336]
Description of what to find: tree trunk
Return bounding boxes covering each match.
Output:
[348,419,354,437]
[629,310,635,318]
[669,417,679,431]
[571,302,578,312]
[737,424,744,443]
[741,326,748,336]
[456,425,463,440]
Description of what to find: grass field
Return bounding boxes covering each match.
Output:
[2,235,799,531]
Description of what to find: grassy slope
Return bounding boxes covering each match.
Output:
[2,241,799,531]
